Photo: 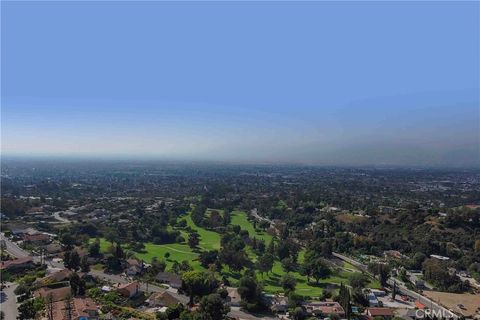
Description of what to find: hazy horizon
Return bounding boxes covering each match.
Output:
[2,1,479,167]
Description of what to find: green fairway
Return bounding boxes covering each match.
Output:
[92,238,202,270]
[230,211,274,243]
[134,243,203,270]
[94,238,113,252]
[184,212,221,250]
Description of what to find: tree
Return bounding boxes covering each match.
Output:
[411,252,426,269]
[321,240,333,258]
[64,250,81,271]
[349,273,369,290]
[352,288,369,307]
[281,274,297,293]
[164,252,171,260]
[392,281,397,300]
[188,231,200,249]
[301,249,331,284]
[70,273,86,296]
[104,228,118,245]
[150,257,167,275]
[89,239,101,257]
[18,300,37,320]
[218,288,228,299]
[399,268,408,282]
[256,253,274,276]
[290,307,306,320]
[309,258,331,284]
[80,255,90,272]
[199,250,218,268]
[369,263,390,287]
[180,260,193,273]
[114,242,125,260]
[197,293,230,320]
[237,273,265,312]
[338,283,351,320]
[60,233,75,249]
[181,271,219,305]
[267,240,275,255]
[281,256,297,273]
[165,303,185,320]
[219,247,250,272]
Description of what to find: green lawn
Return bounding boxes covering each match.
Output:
[183,212,221,250]
[134,243,203,270]
[91,238,202,270]
[230,211,274,243]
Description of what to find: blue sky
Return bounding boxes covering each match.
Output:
[2,1,479,166]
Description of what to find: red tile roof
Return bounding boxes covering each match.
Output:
[24,233,50,242]
[34,286,72,302]
[0,256,33,270]
[368,308,395,316]
[117,281,140,297]
[73,297,98,318]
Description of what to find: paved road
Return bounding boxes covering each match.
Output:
[332,252,369,272]
[52,211,71,224]
[0,282,19,320]
[251,209,274,226]
[229,307,277,320]
[0,233,30,258]
[388,277,458,319]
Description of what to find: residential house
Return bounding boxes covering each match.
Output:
[384,250,407,260]
[226,287,241,307]
[147,291,187,307]
[10,227,29,237]
[73,297,100,320]
[116,281,140,298]
[45,243,63,256]
[34,286,72,302]
[50,297,99,320]
[304,301,345,318]
[269,295,288,313]
[0,256,35,273]
[23,233,51,245]
[365,308,394,320]
[126,259,144,276]
[34,268,72,287]
[155,272,182,289]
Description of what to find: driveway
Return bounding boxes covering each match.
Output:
[0,282,19,320]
